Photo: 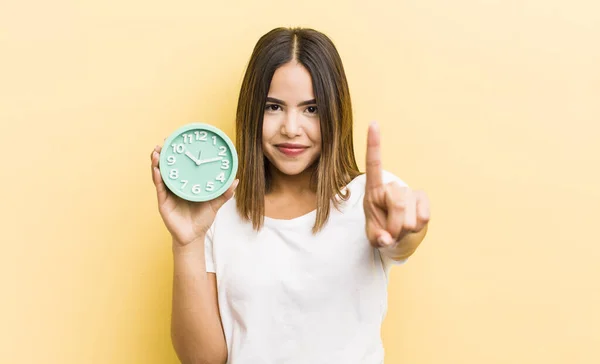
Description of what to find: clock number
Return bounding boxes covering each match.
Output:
[183,134,194,144]
[171,143,184,154]
[167,156,176,165]
[220,160,230,169]
[195,131,207,141]
[212,136,217,145]
[218,146,227,156]
[169,169,179,179]
[216,172,225,183]
[206,181,215,192]
[180,180,188,189]
[192,184,201,194]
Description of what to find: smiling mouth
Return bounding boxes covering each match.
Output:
[275,144,308,156]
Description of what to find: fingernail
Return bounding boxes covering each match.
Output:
[378,235,391,246]
[370,121,378,128]
[233,179,239,190]
[378,234,393,247]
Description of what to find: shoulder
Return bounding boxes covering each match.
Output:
[346,170,409,191]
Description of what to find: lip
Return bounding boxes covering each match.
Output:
[275,143,308,157]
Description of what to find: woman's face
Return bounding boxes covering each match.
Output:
[262,61,322,177]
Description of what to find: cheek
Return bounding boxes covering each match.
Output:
[262,116,278,144]
[309,119,322,143]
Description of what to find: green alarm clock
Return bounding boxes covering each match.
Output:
[159,122,238,202]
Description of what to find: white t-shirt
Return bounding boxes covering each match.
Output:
[204,171,408,363]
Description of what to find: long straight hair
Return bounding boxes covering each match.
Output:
[235,27,361,233]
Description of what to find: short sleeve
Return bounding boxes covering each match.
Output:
[204,225,216,273]
[381,252,408,277]
[381,170,408,188]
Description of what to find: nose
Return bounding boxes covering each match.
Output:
[281,111,302,138]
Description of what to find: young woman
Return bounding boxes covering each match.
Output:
[150,27,430,364]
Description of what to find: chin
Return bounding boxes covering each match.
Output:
[270,160,314,176]
[265,152,320,176]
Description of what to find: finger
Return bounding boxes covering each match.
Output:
[385,183,407,241]
[417,191,430,221]
[151,147,161,169]
[365,121,383,190]
[151,150,168,205]
[415,191,431,231]
[366,220,392,248]
[150,145,162,159]
[210,179,239,212]
[403,191,418,231]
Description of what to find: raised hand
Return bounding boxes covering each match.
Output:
[363,122,430,248]
[151,144,238,246]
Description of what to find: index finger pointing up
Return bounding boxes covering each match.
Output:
[366,121,383,189]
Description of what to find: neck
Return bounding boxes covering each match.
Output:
[267,163,316,196]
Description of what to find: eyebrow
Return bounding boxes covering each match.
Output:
[266,97,316,107]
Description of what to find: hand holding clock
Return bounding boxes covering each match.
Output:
[150,123,239,247]
[151,145,239,246]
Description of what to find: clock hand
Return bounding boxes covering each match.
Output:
[197,157,224,165]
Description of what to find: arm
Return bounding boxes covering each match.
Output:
[150,143,235,364]
[171,238,227,364]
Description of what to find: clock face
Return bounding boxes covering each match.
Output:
[159,123,238,202]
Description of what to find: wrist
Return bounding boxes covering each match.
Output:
[171,235,206,256]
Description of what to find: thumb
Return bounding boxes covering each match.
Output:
[367,220,394,248]
[210,179,239,211]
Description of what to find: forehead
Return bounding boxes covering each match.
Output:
[268,62,315,99]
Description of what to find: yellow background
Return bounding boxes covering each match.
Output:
[1,0,599,363]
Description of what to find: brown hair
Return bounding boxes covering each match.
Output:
[235,27,361,233]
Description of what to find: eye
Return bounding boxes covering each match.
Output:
[265,104,281,112]
[306,106,318,114]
